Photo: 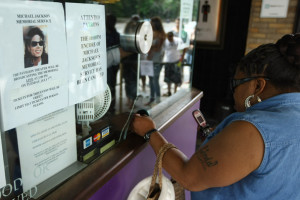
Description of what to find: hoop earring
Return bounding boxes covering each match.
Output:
[245,95,254,109]
[245,95,262,109]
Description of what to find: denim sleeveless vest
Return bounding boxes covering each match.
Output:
[191,93,300,200]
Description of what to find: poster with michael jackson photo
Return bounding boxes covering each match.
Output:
[0,1,69,131]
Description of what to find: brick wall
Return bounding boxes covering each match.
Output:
[245,0,298,53]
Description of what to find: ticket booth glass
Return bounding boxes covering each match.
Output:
[0,0,199,199]
[105,0,198,115]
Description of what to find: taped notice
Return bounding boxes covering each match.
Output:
[66,3,107,105]
[0,1,69,131]
[16,106,77,191]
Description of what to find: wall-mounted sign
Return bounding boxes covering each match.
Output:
[178,0,194,50]
[0,133,6,188]
[66,3,107,105]
[196,0,221,43]
[260,0,289,18]
[16,106,77,191]
[0,1,69,131]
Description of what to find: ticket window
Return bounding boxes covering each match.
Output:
[105,0,198,115]
[0,0,198,199]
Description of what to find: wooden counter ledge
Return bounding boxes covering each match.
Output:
[42,88,203,200]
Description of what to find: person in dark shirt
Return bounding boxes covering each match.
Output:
[106,14,120,113]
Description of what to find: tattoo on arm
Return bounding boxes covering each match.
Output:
[196,145,218,171]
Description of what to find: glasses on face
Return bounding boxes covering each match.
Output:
[230,76,269,93]
[31,41,44,47]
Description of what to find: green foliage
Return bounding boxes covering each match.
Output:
[106,0,181,20]
[59,0,199,22]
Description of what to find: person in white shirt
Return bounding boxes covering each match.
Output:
[162,31,183,96]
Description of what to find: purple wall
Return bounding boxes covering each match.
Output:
[90,101,200,200]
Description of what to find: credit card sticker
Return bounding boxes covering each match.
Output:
[83,137,92,149]
[101,127,110,138]
[93,133,101,142]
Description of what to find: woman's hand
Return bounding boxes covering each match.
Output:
[132,114,156,137]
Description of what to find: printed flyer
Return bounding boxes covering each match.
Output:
[0,1,69,131]
[66,3,107,105]
[140,60,154,77]
[260,0,289,18]
[196,0,221,42]
[0,133,6,188]
[178,0,194,49]
[16,106,77,191]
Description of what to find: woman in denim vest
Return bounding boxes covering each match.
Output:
[133,34,300,199]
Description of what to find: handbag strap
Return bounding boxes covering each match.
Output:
[148,143,177,194]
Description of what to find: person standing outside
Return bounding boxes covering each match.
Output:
[163,31,182,96]
[106,13,120,113]
[172,18,187,79]
[145,16,166,106]
[122,15,140,108]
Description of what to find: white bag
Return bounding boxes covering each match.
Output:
[127,143,177,200]
[127,175,175,200]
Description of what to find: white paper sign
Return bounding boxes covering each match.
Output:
[0,1,69,131]
[0,133,6,188]
[196,0,220,42]
[140,60,154,77]
[66,3,107,105]
[16,106,77,191]
[178,0,194,49]
[260,0,289,18]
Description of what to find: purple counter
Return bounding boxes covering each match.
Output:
[43,89,202,200]
[89,100,200,200]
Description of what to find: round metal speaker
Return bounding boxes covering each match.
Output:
[136,21,153,54]
[120,21,153,54]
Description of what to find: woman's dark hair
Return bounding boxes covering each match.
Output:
[106,13,117,32]
[124,15,140,34]
[151,16,165,34]
[24,26,47,58]
[237,33,300,91]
